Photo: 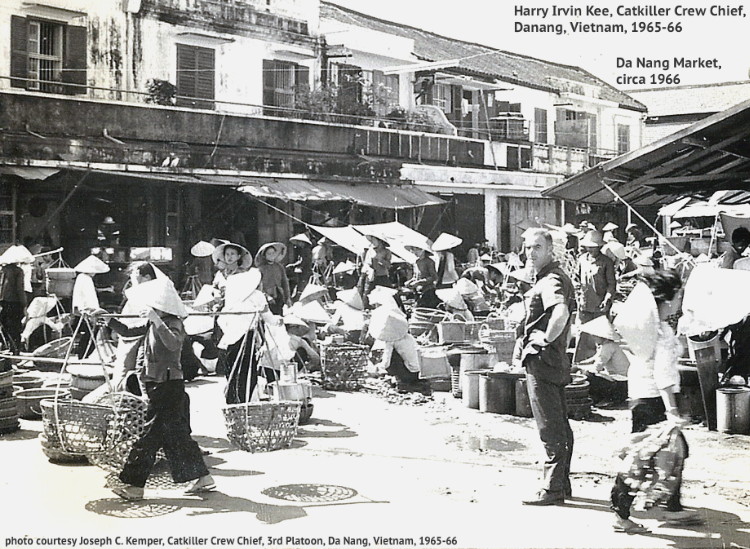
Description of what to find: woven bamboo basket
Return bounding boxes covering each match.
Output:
[41,399,114,455]
[320,343,369,391]
[479,326,517,364]
[0,370,13,388]
[223,401,301,453]
[87,392,148,473]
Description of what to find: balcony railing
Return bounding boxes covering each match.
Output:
[453,118,530,142]
[144,0,310,36]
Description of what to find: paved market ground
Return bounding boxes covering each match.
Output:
[2,377,750,549]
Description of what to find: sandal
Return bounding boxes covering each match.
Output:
[184,475,216,495]
[112,485,144,501]
[613,520,650,534]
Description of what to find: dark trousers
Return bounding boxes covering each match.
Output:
[119,379,208,488]
[0,300,24,354]
[224,332,258,405]
[526,372,574,493]
[610,397,685,519]
[385,351,420,383]
[267,297,284,316]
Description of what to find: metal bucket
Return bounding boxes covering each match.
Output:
[479,372,518,415]
[461,370,484,409]
[716,387,750,434]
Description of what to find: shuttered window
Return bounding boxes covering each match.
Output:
[534,108,548,144]
[10,15,87,94]
[262,59,308,113]
[617,124,630,154]
[176,44,215,110]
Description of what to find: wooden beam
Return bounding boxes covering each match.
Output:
[648,172,750,185]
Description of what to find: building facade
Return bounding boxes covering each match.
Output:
[0,0,647,289]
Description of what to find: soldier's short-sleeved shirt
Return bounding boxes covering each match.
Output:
[522,261,575,385]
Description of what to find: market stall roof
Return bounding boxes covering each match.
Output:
[56,168,444,210]
[309,221,434,264]
[237,179,445,210]
[309,225,371,256]
[542,96,750,206]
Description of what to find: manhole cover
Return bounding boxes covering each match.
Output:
[85,498,179,518]
[261,484,358,503]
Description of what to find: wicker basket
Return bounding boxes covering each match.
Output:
[480,327,517,364]
[223,401,301,453]
[16,388,70,420]
[87,392,148,473]
[41,399,114,455]
[0,370,13,388]
[320,343,369,391]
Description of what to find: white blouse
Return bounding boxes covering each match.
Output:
[72,273,99,313]
[627,321,682,399]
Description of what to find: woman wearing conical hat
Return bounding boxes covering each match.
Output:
[432,233,462,289]
[104,278,214,501]
[287,233,313,300]
[404,243,440,309]
[72,254,110,359]
[211,242,252,291]
[255,242,290,316]
[0,245,33,353]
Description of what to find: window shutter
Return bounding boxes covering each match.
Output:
[10,16,28,89]
[295,64,309,90]
[520,147,531,169]
[176,44,196,107]
[177,44,214,109]
[450,85,463,122]
[63,24,87,94]
[194,46,215,108]
[263,59,275,106]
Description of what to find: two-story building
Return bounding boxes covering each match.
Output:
[0,0,477,283]
[320,2,647,250]
[0,0,647,287]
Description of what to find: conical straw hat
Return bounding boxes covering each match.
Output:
[291,300,331,324]
[333,260,357,274]
[224,268,262,306]
[368,285,398,307]
[190,241,215,257]
[435,287,467,310]
[602,222,619,232]
[212,242,252,269]
[290,233,312,246]
[455,278,479,296]
[368,306,408,342]
[283,314,309,328]
[431,233,462,252]
[508,268,535,285]
[336,288,364,310]
[580,316,618,341]
[255,242,287,266]
[74,255,110,274]
[0,245,34,265]
[603,241,627,261]
[298,283,328,304]
[126,278,188,318]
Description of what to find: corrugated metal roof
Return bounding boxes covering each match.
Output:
[321,2,646,112]
[628,81,750,118]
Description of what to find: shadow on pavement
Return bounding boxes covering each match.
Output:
[1,427,44,441]
[87,483,388,524]
[566,496,750,548]
[296,419,358,439]
[310,386,337,399]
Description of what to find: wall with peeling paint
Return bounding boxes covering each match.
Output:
[0,0,320,109]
